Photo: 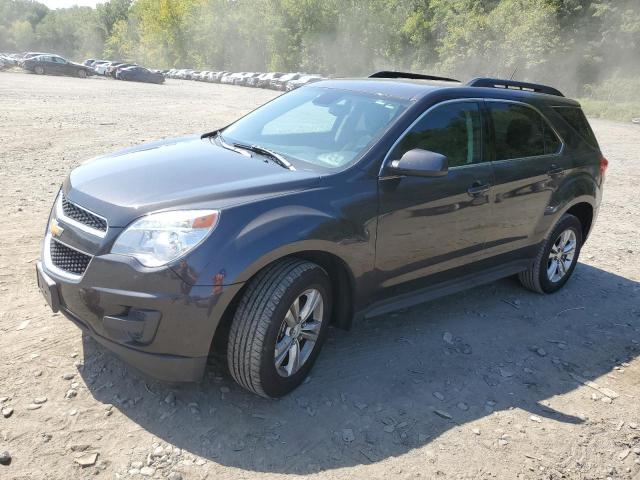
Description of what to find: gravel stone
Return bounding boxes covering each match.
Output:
[74,452,98,467]
[140,466,156,476]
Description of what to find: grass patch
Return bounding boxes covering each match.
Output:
[577,98,640,123]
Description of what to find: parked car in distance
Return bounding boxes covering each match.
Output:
[221,72,242,84]
[108,63,136,78]
[271,72,301,90]
[93,61,114,76]
[36,72,606,398]
[117,66,165,84]
[22,54,94,78]
[285,74,324,91]
[20,52,50,65]
[237,72,261,86]
[214,71,231,83]
[256,72,283,88]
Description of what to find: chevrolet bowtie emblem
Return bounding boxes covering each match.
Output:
[50,219,64,238]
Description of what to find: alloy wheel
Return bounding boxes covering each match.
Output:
[274,288,324,377]
[547,229,577,282]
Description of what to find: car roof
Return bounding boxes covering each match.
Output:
[312,78,579,106]
[312,78,456,101]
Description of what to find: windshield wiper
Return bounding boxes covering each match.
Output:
[214,131,251,158]
[232,142,296,171]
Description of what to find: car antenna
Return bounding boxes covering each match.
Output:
[509,66,518,80]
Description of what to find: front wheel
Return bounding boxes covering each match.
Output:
[519,214,583,294]
[34,65,44,75]
[77,69,87,78]
[227,258,332,398]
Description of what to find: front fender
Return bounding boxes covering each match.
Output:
[177,181,378,296]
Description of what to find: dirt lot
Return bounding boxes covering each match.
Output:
[0,71,639,480]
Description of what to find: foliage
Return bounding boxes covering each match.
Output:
[1,0,639,103]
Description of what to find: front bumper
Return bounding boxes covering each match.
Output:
[37,258,243,382]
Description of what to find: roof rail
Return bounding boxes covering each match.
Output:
[467,77,564,97]
[369,71,460,83]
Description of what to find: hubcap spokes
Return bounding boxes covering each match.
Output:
[275,289,323,377]
[547,229,577,282]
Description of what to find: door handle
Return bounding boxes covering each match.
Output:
[467,182,491,197]
[547,164,563,176]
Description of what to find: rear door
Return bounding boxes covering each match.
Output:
[483,100,565,255]
[375,100,495,297]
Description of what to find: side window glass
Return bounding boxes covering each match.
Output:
[489,102,545,160]
[489,102,560,159]
[390,102,482,168]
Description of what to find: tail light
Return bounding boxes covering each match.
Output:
[599,155,608,180]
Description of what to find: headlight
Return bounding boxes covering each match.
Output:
[111,210,220,267]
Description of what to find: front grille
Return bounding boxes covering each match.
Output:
[61,195,107,232]
[49,238,92,275]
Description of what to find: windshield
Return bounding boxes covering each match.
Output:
[221,86,410,171]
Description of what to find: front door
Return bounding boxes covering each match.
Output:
[375,100,494,298]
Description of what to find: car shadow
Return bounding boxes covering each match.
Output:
[79,262,640,474]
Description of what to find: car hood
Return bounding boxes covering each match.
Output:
[63,135,322,227]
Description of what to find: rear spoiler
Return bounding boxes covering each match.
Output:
[467,77,564,97]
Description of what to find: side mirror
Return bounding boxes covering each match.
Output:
[387,149,448,177]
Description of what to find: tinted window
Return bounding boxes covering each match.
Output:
[553,106,599,149]
[489,102,560,160]
[390,102,482,167]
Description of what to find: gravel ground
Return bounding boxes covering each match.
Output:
[0,71,639,480]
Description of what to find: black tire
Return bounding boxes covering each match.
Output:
[34,65,44,75]
[227,258,332,398]
[519,214,583,294]
[77,69,87,78]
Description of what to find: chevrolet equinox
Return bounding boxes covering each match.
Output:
[37,72,606,397]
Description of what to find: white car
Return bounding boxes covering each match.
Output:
[93,61,112,75]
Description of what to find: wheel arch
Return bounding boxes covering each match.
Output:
[209,249,357,358]
[555,196,596,242]
[565,201,594,240]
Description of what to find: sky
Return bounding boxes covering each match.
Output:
[39,0,105,8]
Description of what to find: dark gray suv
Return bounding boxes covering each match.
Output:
[36,72,606,397]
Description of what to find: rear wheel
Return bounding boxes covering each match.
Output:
[34,65,44,75]
[227,258,331,398]
[519,214,582,294]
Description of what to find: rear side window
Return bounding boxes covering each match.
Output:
[390,101,482,168]
[488,102,561,160]
[553,106,599,150]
